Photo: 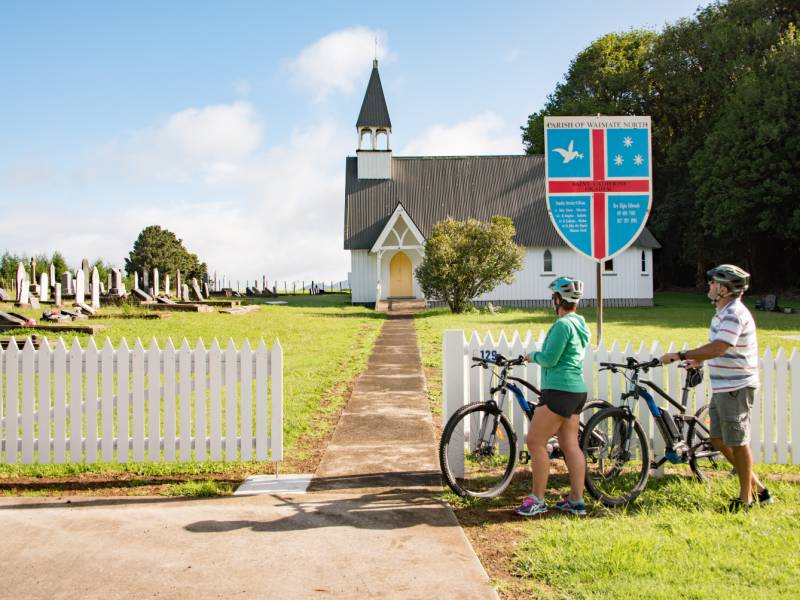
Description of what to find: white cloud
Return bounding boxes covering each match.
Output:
[401,111,522,156]
[288,27,391,100]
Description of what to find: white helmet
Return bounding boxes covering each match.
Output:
[549,276,584,302]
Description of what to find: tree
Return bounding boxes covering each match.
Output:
[125,226,207,280]
[415,216,524,313]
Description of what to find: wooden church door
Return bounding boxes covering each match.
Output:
[389,252,413,297]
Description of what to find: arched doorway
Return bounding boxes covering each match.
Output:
[389,251,413,297]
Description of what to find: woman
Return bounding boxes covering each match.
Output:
[515,276,590,517]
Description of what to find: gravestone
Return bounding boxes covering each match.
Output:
[165,274,171,296]
[29,257,40,297]
[106,272,112,293]
[176,270,183,301]
[54,282,62,306]
[143,270,149,293]
[153,268,160,297]
[62,272,73,295]
[91,267,100,309]
[99,282,106,294]
[49,263,56,289]
[182,284,190,301]
[131,288,152,302]
[0,288,10,302]
[81,258,90,283]
[134,272,139,290]
[191,278,203,302]
[30,297,40,309]
[203,282,210,299]
[15,262,26,297]
[75,269,86,306]
[109,268,126,297]
[76,302,96,316]
[39,273,49,302]
[15,263,30,306]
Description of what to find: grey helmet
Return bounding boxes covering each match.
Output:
[548,276,584,302]
[707,264,750,294]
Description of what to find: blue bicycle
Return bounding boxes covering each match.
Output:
[439,353,610,498]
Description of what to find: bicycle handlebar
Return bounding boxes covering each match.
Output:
[599,357,661,372]
[471,353,527,368]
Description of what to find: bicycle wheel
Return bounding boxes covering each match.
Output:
[687,404,725,482]
[439,402,516,498]
[582,407,650,506]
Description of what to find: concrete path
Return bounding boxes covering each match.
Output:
[0,316,498,599]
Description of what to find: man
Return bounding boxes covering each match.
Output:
[661,264,772,511]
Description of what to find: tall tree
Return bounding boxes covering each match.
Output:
[125,225,207,279]
[415,216,524,313]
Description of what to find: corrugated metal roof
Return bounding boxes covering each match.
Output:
[356,60,392,129]
[343,155,661,250]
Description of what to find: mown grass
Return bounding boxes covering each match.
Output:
[161,480,233,497]
[415,291,800,417]
[0,294,384,484]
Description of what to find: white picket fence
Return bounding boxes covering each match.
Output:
[0,337,283,465]
[443,329,800,475]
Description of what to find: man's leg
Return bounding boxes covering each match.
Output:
[556,414,584,501]
[527,405,565,499]
[711,437,765,493]
[730,443,755,503]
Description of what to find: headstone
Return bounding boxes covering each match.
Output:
[110,268,126,297]
[143,270,149,291]
[203,282,210,299]
[131,288,153,302]
[153,268,160,297]
[28,257,40,296]
[15,263,27,299]
[54,283,62,306]
[156,296,177,305]
[49,263,56,288]
[91,267,100,309]
[76,302,96,316]
[39,273,49,302]
[191,278,203,302]
[99,282,106,294]
[134,272,139,290]
[0,288,10,302]
[106,272,112,293]
[30,297,40,309]
[182,284,190,301]
[165,275,171,296]
[62,271,73,295]
[176,270,183,301]
[75,269,86,306]
[81,258,90,281]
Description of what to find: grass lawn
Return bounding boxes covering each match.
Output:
[414,291,800,599]
[0,293,385,494]
[415,291,800,418]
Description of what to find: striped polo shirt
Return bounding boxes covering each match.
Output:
[708,298,759,392]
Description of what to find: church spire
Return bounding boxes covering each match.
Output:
[356,60,391,129]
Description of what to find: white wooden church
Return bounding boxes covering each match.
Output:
[344,61,660,308]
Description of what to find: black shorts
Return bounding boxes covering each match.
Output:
[540,389,588,418]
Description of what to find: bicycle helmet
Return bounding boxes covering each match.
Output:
[707,264,750,294]
[548,276,584,302]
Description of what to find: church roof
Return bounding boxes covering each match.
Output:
[356,60,392,129]
[343,155,661,251]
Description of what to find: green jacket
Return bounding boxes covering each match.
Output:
[528,313,590,392]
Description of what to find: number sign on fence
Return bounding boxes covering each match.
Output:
[0,337,283,465]
[443,329,799,471]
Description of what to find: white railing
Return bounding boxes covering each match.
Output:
[0,337,283,465]
[443,329,799,475]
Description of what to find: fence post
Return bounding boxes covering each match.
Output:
[443,330,467,477]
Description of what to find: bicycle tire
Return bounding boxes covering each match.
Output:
[439,402,516,498]
[582,406,650,506]
[687,404,725,482]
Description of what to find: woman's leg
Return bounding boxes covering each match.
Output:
[527,404,566,498]
[556,414,584,501]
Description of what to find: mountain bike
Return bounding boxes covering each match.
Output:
[580,357,723,506]
[439,353,610,498]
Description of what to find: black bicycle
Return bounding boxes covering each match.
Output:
[581,357,723,506]
[439,353,610,498]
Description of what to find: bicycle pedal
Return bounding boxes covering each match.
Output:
[518,450,530,464]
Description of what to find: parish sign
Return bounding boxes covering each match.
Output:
[544,116,652,262]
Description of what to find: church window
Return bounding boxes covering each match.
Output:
[543,249,553,273]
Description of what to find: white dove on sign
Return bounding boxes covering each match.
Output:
[552,140,584,164]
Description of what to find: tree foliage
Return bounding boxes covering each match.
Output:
[415,216,524,313]
[521,0,800,290]
[125,225,207,279]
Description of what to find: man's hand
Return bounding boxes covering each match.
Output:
[683,359,703,369]
[660,352,681,365]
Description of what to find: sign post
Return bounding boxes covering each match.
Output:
[544,115,653,346]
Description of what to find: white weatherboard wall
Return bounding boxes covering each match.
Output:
[0,337,283,465]
[350,246,652,304]
[442,330,799,477]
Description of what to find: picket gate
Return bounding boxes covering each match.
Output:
[443,329,799,476]
[0,337,283,465]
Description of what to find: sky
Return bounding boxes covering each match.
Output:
[0,0,711,285]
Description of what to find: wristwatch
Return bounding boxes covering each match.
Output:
[678,350,688,361]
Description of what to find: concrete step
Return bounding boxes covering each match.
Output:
[387,298,427,313]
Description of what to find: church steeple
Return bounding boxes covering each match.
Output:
[356,60,392,180]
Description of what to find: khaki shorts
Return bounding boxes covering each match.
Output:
[708,387,756,447]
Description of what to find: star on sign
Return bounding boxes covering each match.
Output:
[614,154,624,166]
[633,154,644,166]
[623,136,633,148]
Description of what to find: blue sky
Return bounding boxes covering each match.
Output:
[0,1,709,284]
